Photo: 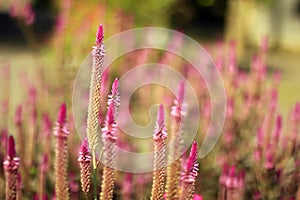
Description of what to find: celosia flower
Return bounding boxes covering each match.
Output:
[122,173,133,200]
[226,98,234,118]
[272,115,282,144]
[107,78,120,120]
[99,79,120,200]
[151,104,167,200]
[225,166,238,189]
[166,81,186,200]
[3,135,20,200]
[87,24,105,167]
[179,141,199,200]
[54,103,70,200]
[218,164,228,200]
[225,166,242,200]
[78,138,91,194]
[39,154,48,200]
[264,144,275,170]
[291,102,300,143]
[193,194,203,200]
[42,113,52,138]
[15,105,22,127]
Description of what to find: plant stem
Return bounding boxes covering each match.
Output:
[93,152,97,200]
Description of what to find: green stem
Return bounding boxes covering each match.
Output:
[92,151,97,200]
[93,168,97,200]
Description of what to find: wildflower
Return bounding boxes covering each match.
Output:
[99,79,120,200]
[151,104,168,200]
[179,141,199,200]
[87,24,105,169]
[3,135,20,200]
[78,139,91,194]
[166,81,186,200]
[54,103,70,200]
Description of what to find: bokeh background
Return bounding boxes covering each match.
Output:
[1,0,300,199]
[1,0,300,116]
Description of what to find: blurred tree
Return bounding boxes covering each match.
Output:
[168,0,227,39]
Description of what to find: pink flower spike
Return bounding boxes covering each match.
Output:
[177,80,185,105]
[228,165,236,178]
[225,165,239,189]
[7,135,16,158]
[183,141,199,183]
[78,138,91,194]
[15,105,22,126]
[238,170,246,187]
[219,163,229,185]
[106,103,115,127]
[227,98,234,118]
[270,89,278,111]
[58,103,67,125]
[102,103,117,142]
[3,136,20,200]
[193,194,203,200]
[264,144,275,170]
[272,70,281,84]
[79,138,90,160]
[292,102,300,121]
[40,154,49,172]
[42,113,52,137]
[111,78,119,96]
[95,24,104,46]
[256,127,264,148]
[108,77,120,120]
[153,104,167,141]
[273,115,282,142]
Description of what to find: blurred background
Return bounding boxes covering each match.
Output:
[1,0,300,199]
[1,0,300,116]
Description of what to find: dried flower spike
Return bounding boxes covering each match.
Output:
[3,135,20,200]
[166,81,186,200]
[54,103,70,200]
[78,138,91,194]
[151,104,168,200]
[87,24,105,170]
[179,141,199,200]
[99,80,119,200]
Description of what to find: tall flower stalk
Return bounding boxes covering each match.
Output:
[99,79,120,200]
[151,104,168,200]
[86,24,105,199]
[78,138,91,195]
[39,154,48,200]
[166,81,186,200]
[3,135,20,200]
[15,105,24,161]
[54,103,70,200]
[179,141,199,200]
